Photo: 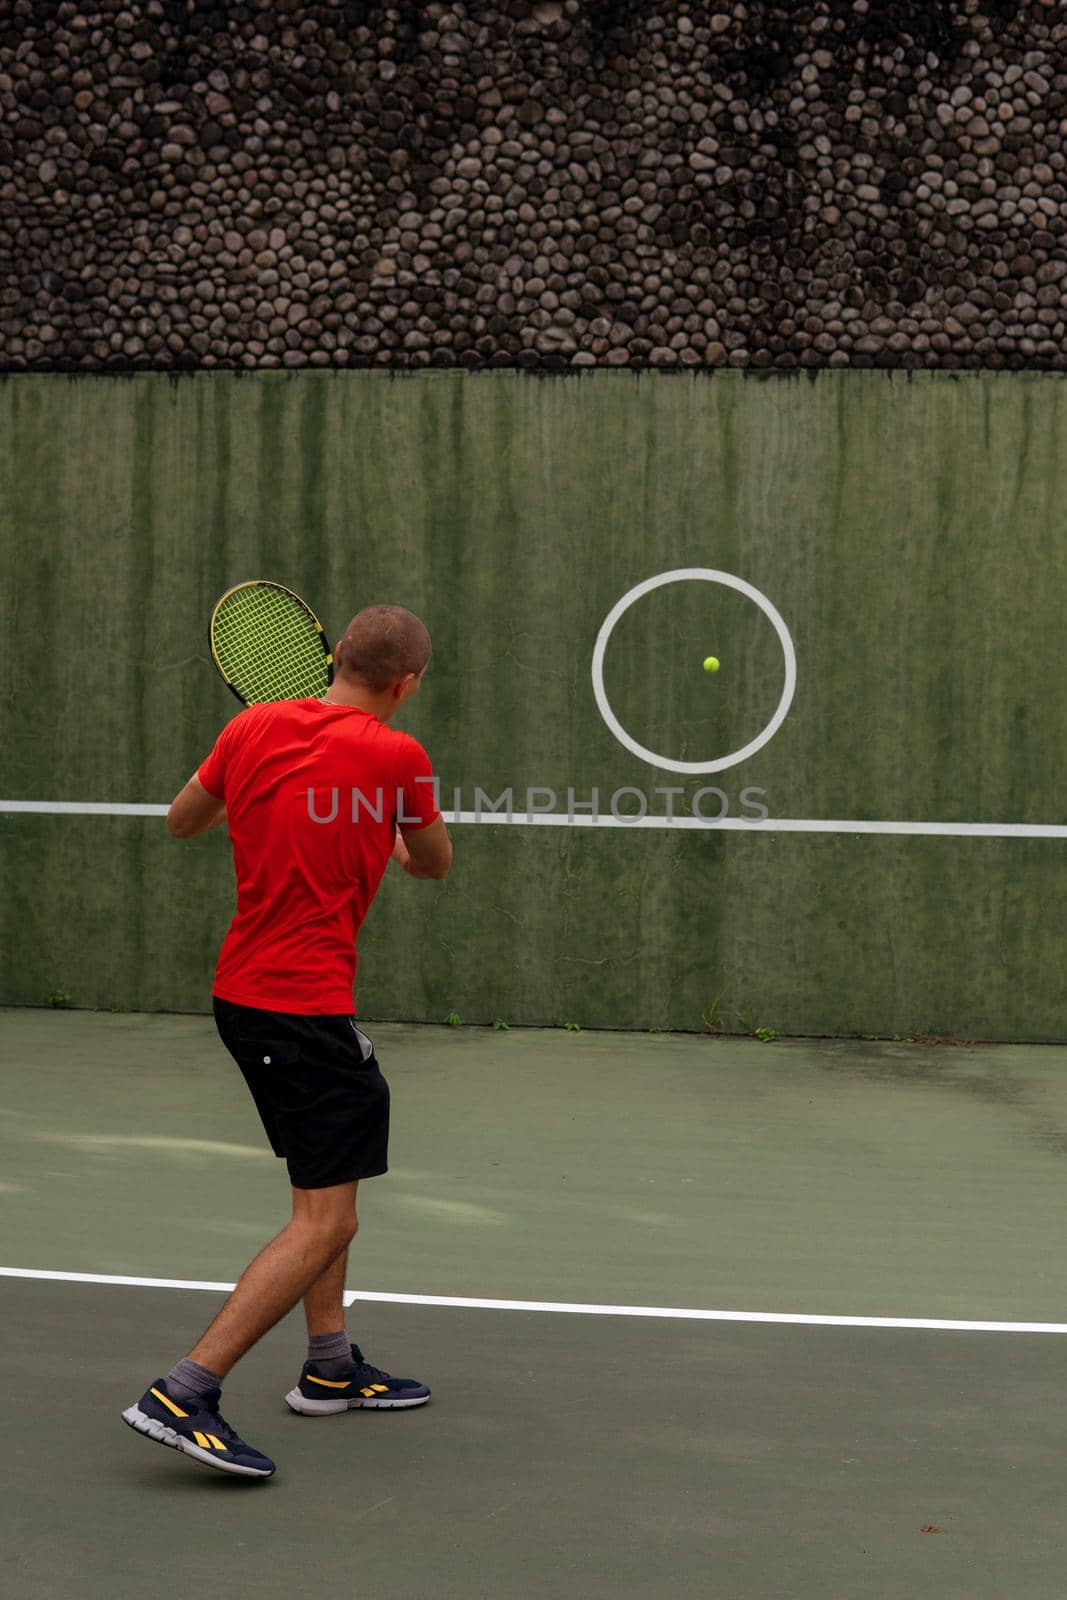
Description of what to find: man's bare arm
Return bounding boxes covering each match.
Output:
[393,816,452,880]
[168,774,227,839]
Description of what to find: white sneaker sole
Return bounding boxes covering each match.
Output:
[121,1403,274,1478]
[283,1387,430,1416]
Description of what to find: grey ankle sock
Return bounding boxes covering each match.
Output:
[307,1330,354,1377]
[166,1357,223,1404]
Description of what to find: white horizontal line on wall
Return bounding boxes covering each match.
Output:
[1,1267,1064,1334]
[1,798,1065,839]
[2,800,171,817]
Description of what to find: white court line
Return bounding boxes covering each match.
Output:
[1,1267,1065,1333]
[2,799,1066,839]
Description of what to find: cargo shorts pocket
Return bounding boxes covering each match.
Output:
[230,1040,304,1159]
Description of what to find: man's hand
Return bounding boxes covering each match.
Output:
[391,829,412,872]
[168,775,227,838]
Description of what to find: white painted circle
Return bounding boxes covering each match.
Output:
[591,568,797,775]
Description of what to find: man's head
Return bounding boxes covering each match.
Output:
[333,604,431,715]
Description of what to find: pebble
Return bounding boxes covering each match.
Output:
[1,5,1065,371]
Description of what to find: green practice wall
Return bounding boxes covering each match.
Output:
[2,371,1066,1039]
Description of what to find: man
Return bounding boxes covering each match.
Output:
[122,603,451,1479]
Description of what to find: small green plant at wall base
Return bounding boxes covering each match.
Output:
[46,991,74,1008]
[733,1010,778,1041]
[445,1011,462,1027]
[564,1022,581,1032]
[492,1018,510,1031]
[701,993,727,1032]
[649,1026,663,1034]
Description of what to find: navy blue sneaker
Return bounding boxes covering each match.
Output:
[284,1343,431,1415]
[122,1380,276,1479]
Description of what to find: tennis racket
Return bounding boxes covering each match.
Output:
[209,581,334,705]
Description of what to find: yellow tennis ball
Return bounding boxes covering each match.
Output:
[703,656,720,673]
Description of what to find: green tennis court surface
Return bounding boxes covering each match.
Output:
[3,1009,1066,1598]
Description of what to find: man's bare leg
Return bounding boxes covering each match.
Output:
[304,1245,350,1338]
[185,1181,358,1378]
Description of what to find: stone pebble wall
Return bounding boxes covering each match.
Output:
[2,1,1066,372]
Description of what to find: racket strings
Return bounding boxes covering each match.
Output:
[212,586,331,704]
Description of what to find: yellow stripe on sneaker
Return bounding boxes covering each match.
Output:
[306,1374,352,1389]
[370,1385,389,1393]
[151,1386,189,1419]
[190,1429,227,1452]
[360,1387,377,1397]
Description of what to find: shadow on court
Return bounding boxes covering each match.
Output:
[2,1010,1066,1598]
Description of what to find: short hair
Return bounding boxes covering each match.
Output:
[337,604,431,692]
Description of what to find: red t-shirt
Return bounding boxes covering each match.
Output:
[198,699,440,1014]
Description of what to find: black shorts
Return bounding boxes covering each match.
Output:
[213,997,390,1190]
